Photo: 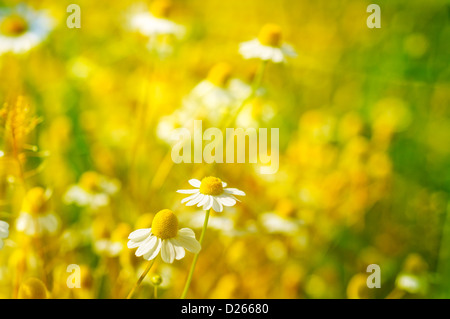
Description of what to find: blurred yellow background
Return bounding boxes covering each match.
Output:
[0,0,449,298]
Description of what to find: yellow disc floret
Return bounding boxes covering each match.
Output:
[151,209,178,239]
[79,171,100,193]
[258,23,282,47]
[151,0,172,18]
[18,278,48,299]
[199,176,223,196]
[346,274,372,299]
[207,63,232,87]
[0,15,28,37]
[276,199,296,218]
[22,187,48,215]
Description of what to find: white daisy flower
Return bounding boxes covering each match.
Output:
[187,79,236,112]
[94,223,131,257]
[15,187,59,237]
[184,63,238,117]
[177,176,246,212]
[236,98,276,128]
[94,239,124,257]
[239,24,297,63]
[228,78,254,102]
[0,220,9,250]
[63,171,120,209]
[156,108,192,144]
[259,212,304,235]
[127,209,201,264]
[128,1,185,38]
[0,4,53,55]
[179,210,235,233]
[395,273,425,294]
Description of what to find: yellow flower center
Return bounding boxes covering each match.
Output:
[207,63,232,87]
[79,171,100,193]
[276,199,296,218]
[0,15,28,37]
[151,209,178,239]
[199,176,223,196]
[18,278,48,299]
[151,0,172,18]
[258,23,282,47]
[22,187,48,215]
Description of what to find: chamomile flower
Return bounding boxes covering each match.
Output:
[17,277,48,299]
[0,220,9,250]
[127,209,201,264]
[94,223,131,258]
[259,213,304,234]
[177,176,246,212]
[179,210,235,234]
[0,5,53,55]
[128,1,185,38]
[259,199,304,234]
[239,24,297,63]
[156,108,192,144]
[63,171,120,209]
[15,187,59,237]
[236,97,276,128]
[183,63,237,121]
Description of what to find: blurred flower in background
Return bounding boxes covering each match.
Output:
[15,187,59,237]
[63,171,120,210]
[0,4,53,55]
[0,221,9,250]
[0,0,448,299]
[239,23,297,63]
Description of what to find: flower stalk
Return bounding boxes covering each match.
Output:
[180,209,211,299]
[126,259,156,299]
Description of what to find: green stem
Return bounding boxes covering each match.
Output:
[126,259,156,299]
[221,60,268,130]
[436,204,450,297]
[180,209,211,299]
[154,285,158,299]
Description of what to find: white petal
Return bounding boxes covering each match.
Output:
[188,179,201,188]
[161,240,175,263]
[178,228,196,238]
[136,235,157,257]
[212,198,223,212]
[176,189,199,194]
[170,239,186,260]
[281,43,297,57]
[186,193,203,206]
[224,188,246,196]
[15,213,30,233]
[260,46,274,61]
[143,237,162,260]
[127,239,141,249]
[197,194,209,207]
[128,228,151,241]
[221,181,227,188]
[0,221,9,238]
[173,234,201,254]
[217,195,236,207]
[40,214,58,234]
[181,192,201,204]
[271,49,285,63]
[204,196,214,210]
